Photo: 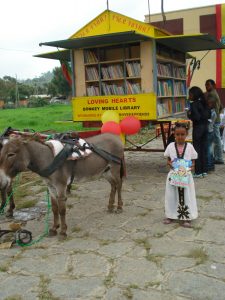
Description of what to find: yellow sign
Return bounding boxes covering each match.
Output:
[70,10,156,39]
[72,93,157,121]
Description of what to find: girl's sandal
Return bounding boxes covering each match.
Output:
[182,221,192,228]
[163,218,173,224]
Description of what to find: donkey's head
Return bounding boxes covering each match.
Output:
[0,138,29,187]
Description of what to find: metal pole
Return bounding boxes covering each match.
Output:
[15,74,18,108]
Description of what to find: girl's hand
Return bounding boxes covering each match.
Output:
[167,160,173,169]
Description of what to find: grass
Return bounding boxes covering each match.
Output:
[134,238,151,251]
[0,104,95,133]
[38,275,60,300]
[186,247,209,265]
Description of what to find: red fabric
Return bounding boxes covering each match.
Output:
[186,63,191,88]
[61,62,72,86]
[216,4,222,88]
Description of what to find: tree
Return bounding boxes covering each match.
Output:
[48,67,71,97]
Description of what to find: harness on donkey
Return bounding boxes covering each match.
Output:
[35,134,122,177]
[0,127,122,178]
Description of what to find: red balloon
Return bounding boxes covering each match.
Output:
[120,116,141,135]
[101,121,121,135]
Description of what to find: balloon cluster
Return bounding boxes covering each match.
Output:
[100,111,141,144]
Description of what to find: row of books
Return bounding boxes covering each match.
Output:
[174,81,186,95]
[101,64,124,79]
[157,63,185,79]
[126,62,141,77]
[102,82,125,95]
[157,80,173,97]
[87,86,100,96]
[86,66,99,81]
[125,81,141,94]
[174,99,186,112]
[86,80,141,95]
[157,99,172,117]
[85,62,141,81]
[84,50,98,63]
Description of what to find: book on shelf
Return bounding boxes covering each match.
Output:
[173,66,186,79]
[101,64,123,79]
[126,61,141,77]
[102,82,125,95]
[174,98,185,112]
[157,99,171,117]
[157,80,173,96]
[157,63,172,77]
[85,66,99,81]
[125,80,141,94]
[84,50,98,63]
[174,81,186,95]
[87,86,100,96]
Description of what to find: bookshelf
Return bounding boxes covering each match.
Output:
[156,44,187,118]
[73,40,187,120]
[83,43,142,96]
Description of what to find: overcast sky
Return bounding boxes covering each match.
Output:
[0,0,224,80]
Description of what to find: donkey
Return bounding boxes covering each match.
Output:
[0,140,15,217]
[0,133,125,238]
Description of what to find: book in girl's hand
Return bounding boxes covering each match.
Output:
[169,158,192,188]
[172,158,192,170]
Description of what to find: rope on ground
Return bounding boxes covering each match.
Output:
[16,189,51,247]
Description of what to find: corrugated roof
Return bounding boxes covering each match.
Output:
[39,31,151,49]
[156,34,225,52]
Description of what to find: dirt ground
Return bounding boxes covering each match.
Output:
[0,135,225,299]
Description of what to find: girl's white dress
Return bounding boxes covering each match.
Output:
[164,142,198,220]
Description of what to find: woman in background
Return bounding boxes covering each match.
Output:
[187,86,210,178]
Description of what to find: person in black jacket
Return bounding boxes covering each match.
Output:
[187,86,210,178]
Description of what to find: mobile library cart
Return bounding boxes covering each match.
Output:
[36,10,225,151]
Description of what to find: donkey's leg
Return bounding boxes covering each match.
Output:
[108,182,116,212]
[58,196,67,238]
[49,196,59,236]
[0,188,7,213]
[6,185,15,218]
[116,178,123,211]
[111,164,123,211]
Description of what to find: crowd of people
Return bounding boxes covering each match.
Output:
[187,79,224,177]
[163,79,224,228]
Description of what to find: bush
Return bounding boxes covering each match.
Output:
[28,97,48,108]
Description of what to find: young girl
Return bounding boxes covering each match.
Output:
[163,122,198,228]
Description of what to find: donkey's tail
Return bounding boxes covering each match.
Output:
[120,155,126,178]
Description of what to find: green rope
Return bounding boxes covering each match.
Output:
[16,189,51,247]
[45,134,54,141]
[0,174,20,215]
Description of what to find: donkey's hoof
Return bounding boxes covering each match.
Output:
[115,208,123,214]
[5,211,14,218]
[59,232,67,240]
[107,208,115,213]
[48,229,58,237]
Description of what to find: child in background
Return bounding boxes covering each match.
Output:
[163,122,198,228]
[207,96,217,172]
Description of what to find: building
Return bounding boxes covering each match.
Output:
[146,3,225,104]
[36,8,225,126]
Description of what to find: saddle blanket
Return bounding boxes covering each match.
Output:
[46,139,92,160]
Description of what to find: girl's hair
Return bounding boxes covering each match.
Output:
[205,79,216,87]
[189,86,207,106]
[174,122,189,131]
